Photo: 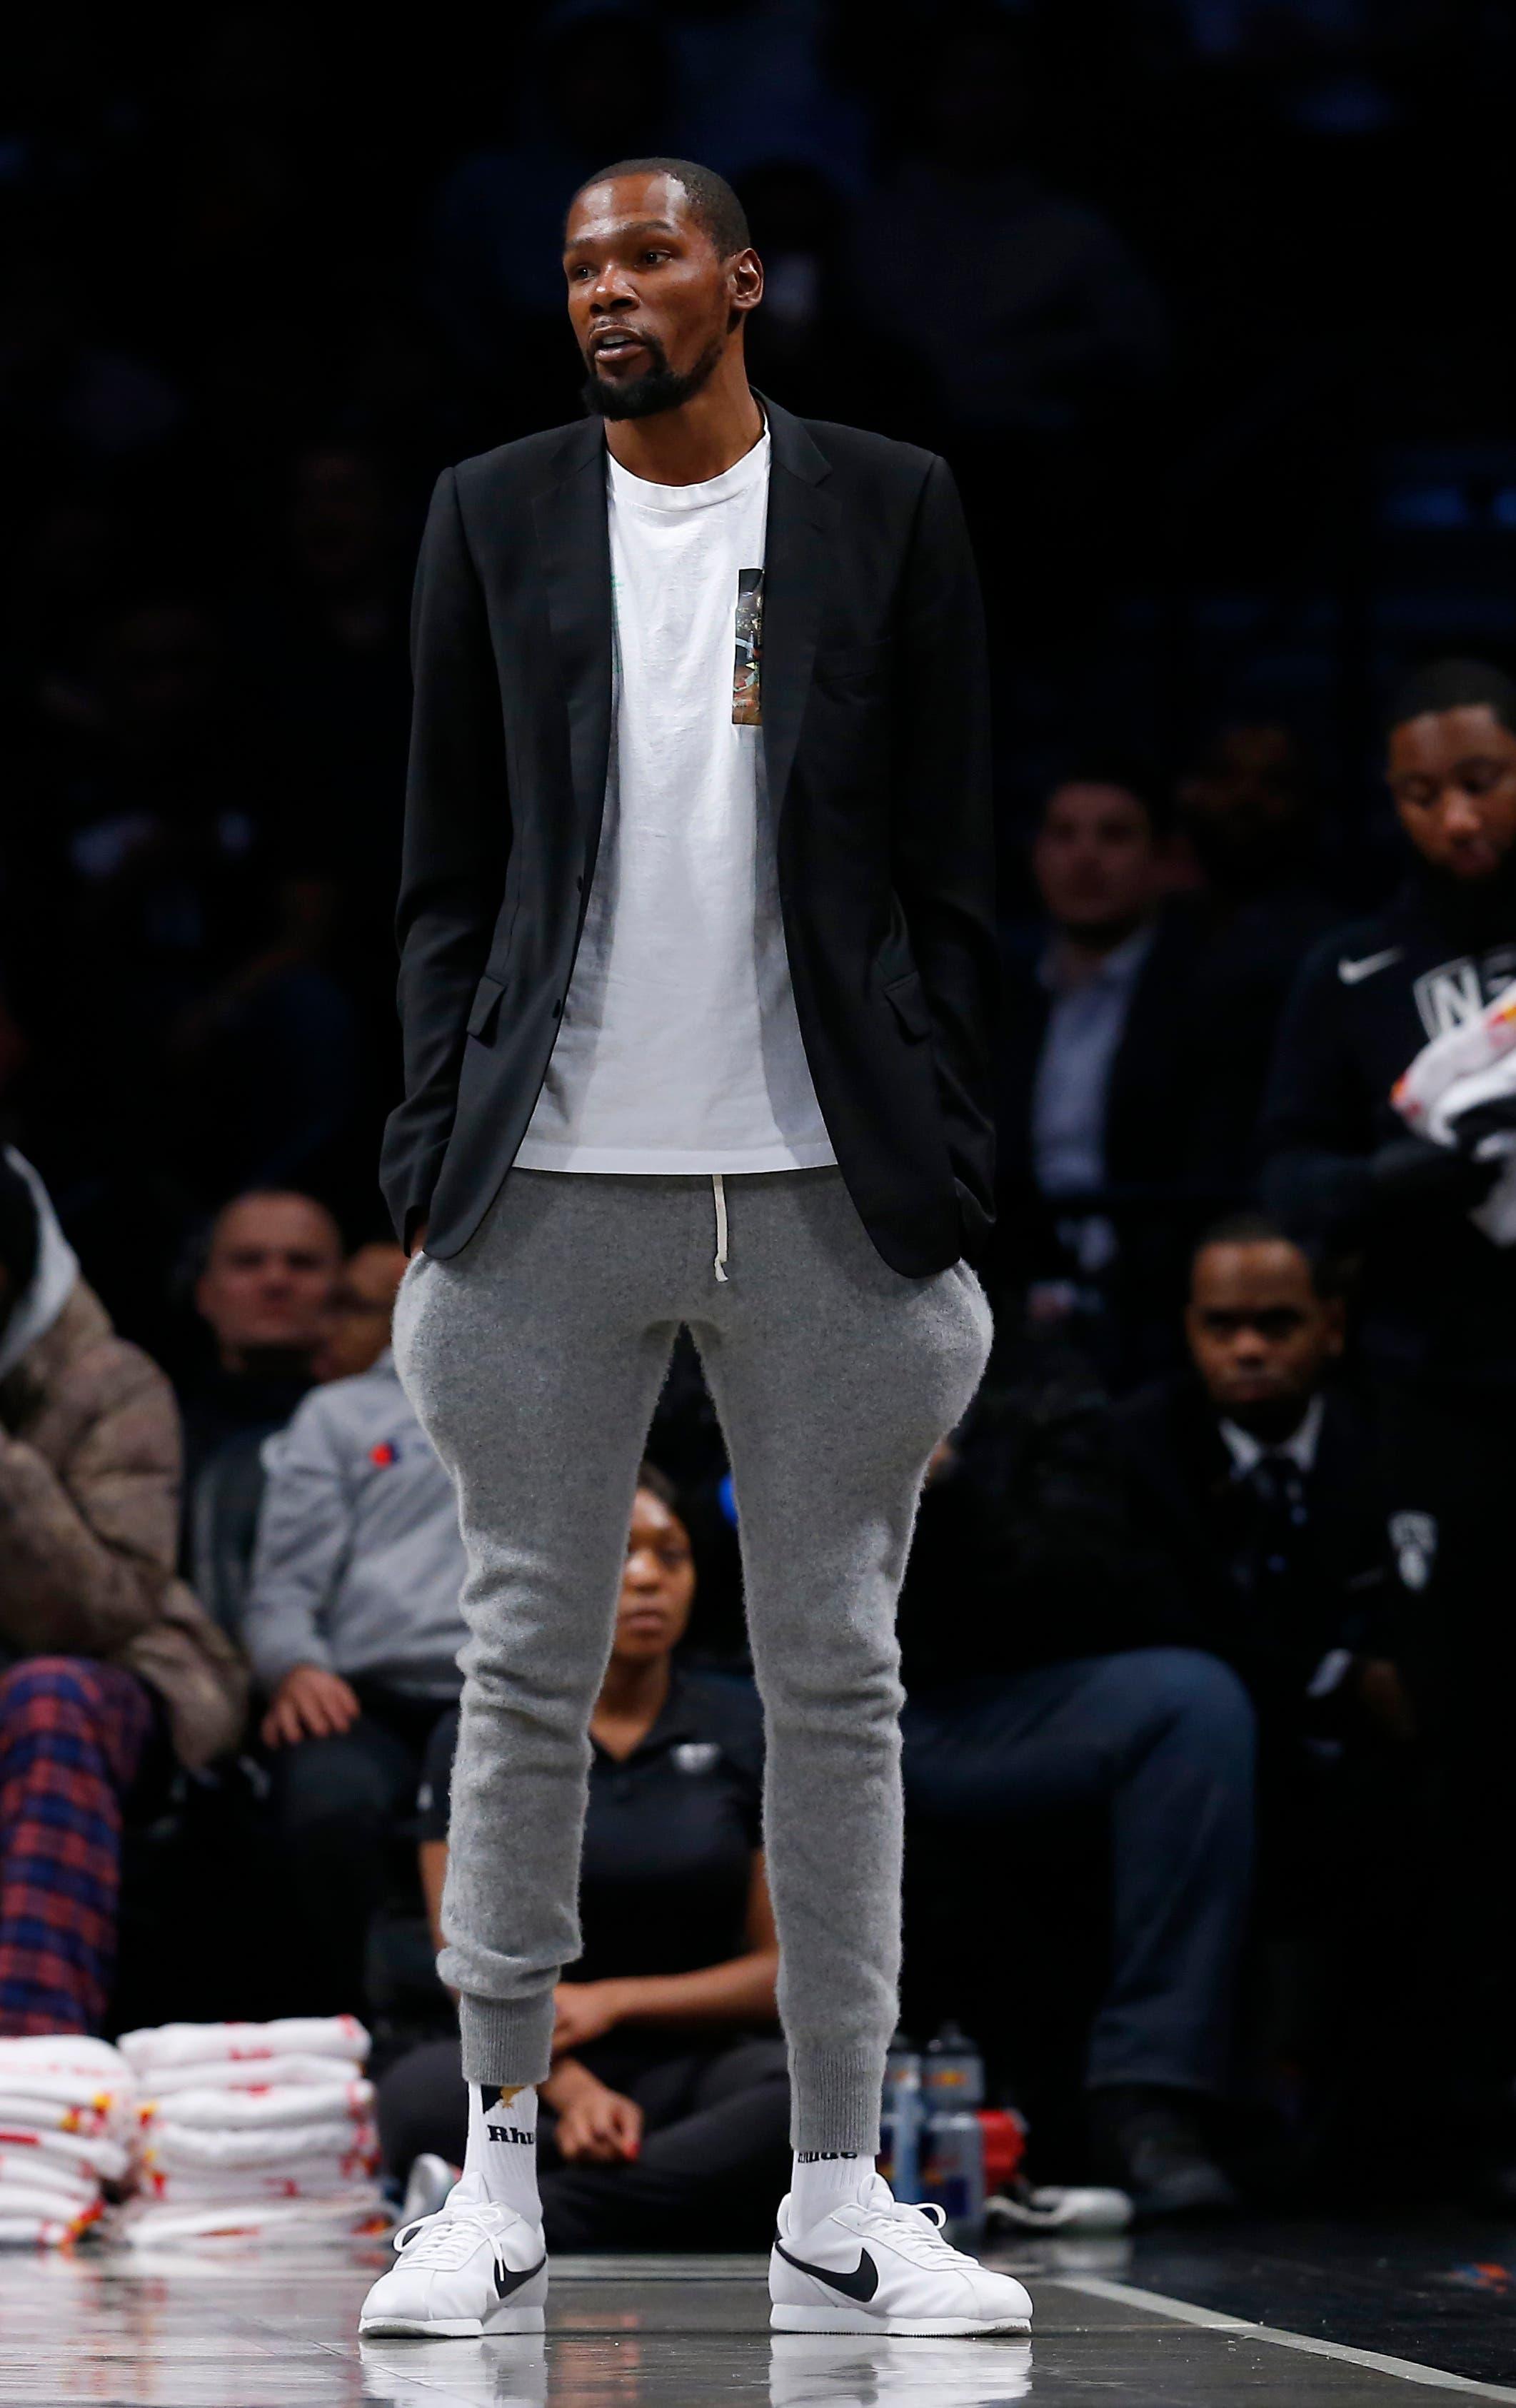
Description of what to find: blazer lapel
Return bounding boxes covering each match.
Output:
[760,396,837,827]
[531,421,612,852]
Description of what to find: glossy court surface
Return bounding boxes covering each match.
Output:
[5,2221,1516,2406]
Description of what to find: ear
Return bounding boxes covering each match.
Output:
[1322,1297,1347,1356]
[728,246,763,321]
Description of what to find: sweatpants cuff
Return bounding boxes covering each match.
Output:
[790,2046,883,2157]
[458,1990,556,2089]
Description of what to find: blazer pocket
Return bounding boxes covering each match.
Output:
[466,972,508,1042]
[883,968,932,1042]
[813,638,891,694]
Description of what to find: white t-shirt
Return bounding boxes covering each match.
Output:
[516,428,836,1175]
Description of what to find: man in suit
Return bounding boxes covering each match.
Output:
[1110,1215,1416,2189]
[1113,1215,1405,1740]
[361,159,1029,2340]
[996,768,1199,1384]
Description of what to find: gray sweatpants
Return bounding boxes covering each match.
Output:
[392,1165,992,2154]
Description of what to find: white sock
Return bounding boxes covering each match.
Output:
[790,2150,877,2222]
[462,2082,541,2223]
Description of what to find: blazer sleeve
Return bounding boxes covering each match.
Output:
[379,467,512,1246]
[893,455,999,1255]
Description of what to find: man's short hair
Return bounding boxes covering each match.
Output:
[1041,756,1168,836]
[569,156,750,260]
[1387,658,1516,740]
[1191,1210,1335,1296]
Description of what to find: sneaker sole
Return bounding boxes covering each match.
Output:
[359,2306,546,2338]
[770,2304,1031,2337]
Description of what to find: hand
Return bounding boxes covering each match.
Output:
[260,1664,362,1748]
[408,1220,429,1259]
[1352,1656,1417,1743]
[1370,1134,1500,1209]
[549,2068,643,2165]
[551,1980,627,2055]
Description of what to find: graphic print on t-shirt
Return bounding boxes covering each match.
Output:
[733,568,763,725]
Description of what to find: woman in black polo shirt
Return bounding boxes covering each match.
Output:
[377,1464,790,2248]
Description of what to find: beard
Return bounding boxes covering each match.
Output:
[582,330,724,421]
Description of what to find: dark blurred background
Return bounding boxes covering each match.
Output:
[4,0,1515,1356]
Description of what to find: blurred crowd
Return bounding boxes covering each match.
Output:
[4,0,1516,2241]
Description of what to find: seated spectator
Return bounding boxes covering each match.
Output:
[1260,658,1516,2183]
[1110,1215,1409,1747]
[378,1467,789,2250]
[0,1150,246,2034]
[996,767,1198,1383]
[181,1189,343,1483]
[242,1293,463,2013]
[1108,1216,1417,2183]
[310,1241,408,1384]
[180,1188,342,1628]
[897,1343,1254,2220]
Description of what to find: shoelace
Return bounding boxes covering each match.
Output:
[393,2202,508,2268]
[855,2198,977,2270]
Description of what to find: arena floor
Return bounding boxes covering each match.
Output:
[6,2221,1516,2405]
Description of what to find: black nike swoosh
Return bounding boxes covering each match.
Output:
[774,2237,879,2302]
[494,2253,546,2300]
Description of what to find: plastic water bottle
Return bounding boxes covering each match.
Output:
[920,2025,987,2242]
[923,2022,985,2110]
[879,2031,923,2201]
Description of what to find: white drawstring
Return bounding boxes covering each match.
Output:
[712,1173,729,1282]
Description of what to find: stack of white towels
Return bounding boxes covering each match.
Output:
[0,2035,136,2245]
[120,2015,386,2244]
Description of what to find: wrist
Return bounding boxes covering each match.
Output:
[542,2057,596,2107]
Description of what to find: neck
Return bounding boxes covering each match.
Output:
[603,353,763,488]
[593,1648,672,1730]
[1053,918,1146,981]
[1224,1395,1314,1447]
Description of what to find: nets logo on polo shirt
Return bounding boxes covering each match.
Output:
[673,1742,721,1776]
[369,1439,402,1467]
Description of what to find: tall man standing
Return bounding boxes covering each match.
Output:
[360,160,1029,2338]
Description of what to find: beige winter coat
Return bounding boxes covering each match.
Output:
[0,1281,248,1768]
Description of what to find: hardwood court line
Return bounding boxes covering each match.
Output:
[1057,2274,1516,2402]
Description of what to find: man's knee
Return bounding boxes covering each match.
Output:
[1116,1646,1257,1773]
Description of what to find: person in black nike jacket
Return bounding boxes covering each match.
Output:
[1259,657,1516,2190]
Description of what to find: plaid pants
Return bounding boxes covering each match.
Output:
[0,1658,155,2034]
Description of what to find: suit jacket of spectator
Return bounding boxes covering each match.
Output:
[243,1351,466,1700]
[998,902,1200,1259]
[1108,1373,1400,1721]
[378,397,997,1277]
[1259,873,1516,1386]
[0,1281,248,1768]
[998,884,1332,1274]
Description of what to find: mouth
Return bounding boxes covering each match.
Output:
[590,329,652,366]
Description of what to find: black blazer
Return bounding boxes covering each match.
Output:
[378,396,996,1276]
[1110,1373,1400,1716]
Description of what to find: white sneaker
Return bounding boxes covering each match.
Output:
[770,2173,1033,2337]
[358,2173,548,2338]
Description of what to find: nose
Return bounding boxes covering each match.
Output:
[1440,785,1484,839]
[588,270,636,316]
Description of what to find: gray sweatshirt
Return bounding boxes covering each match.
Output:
[244,1351,466,1698]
